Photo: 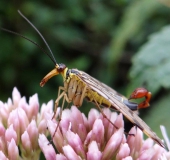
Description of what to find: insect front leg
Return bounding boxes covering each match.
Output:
[57,86,65,98]
[52,86,71,119]
[51,89,71,141]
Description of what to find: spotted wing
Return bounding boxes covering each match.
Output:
[74,69,165,149]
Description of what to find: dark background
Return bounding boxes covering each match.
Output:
[0,0,170,139]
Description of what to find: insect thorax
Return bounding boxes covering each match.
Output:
[62,69,86,106]
[63,69,112,108]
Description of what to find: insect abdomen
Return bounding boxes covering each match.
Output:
[85,90,112,107]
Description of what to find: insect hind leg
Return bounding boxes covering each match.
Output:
[93,98,135,136]
[93,98,119,130]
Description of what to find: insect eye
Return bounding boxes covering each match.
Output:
[57,63,66,72]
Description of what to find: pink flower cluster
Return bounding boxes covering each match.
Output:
[43,106,169,160]
[0,87,169,160]
[0,87,53,159]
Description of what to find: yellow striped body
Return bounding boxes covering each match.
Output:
[63,70,112,108]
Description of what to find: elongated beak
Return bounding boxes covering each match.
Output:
[40,68,59,87]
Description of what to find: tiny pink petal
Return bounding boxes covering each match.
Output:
[82,113,88,129]
[0,140,6,156]
[84,119,104,148]
[102,128,124,160]
[0,102,9,125]
[152,144,166,159]
[116,143,130,160]
[60,110,72,135]
[164,152,170,160]
[8,139,19,160]
[66,130,85,158]
[137,148,155,160]
[91,119,104,147]
[12,87,21,107]
[70,106,85,134]
[8,110,20,137]
[84,130,93,147]
[21,131,32,153]
[38,119,48,134]
[127,127,143,155]
[40,100,53,120]
[77,122,87,142]
[122,134,127,144]
[7,98,12,109]
[122,156,133,160]
[59,118,70,136]
[18,97,29,116]
[61,108,72,123]
[140,138,153,152]
[105,112,118,141]
[56,154,67,160]
[70,108,88,142]
[88,108,100,130]
[114,113,124,129]
[26,120,38,150]
[17,108,29,134]
[87,141,102,160]
[0,123,5,136]
[0,151,8,160]
[27,94,39,121]
[99,108,113,133]
[63,145,81,160]
[47,120,64,153]
[43,111,53,121]
[38,134,56,160]
[5,125,17,144]
[8,108,29,136]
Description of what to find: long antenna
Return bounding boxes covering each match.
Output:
[18,10,57,64]
[0,27,56,65]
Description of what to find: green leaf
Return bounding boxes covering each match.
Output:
[129,25,170,95]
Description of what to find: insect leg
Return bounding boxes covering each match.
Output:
[92,97,118,130]
[79,85,87,106]
[52,92,68,140]
[49,90,71,143]
[52,86,67,119]
[58,86,65,97]
[93,98,135,136]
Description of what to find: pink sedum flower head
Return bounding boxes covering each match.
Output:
[0,87,169,160]
[43,106,169,160]
[0,87,53,159]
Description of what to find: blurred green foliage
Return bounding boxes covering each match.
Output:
[129,26,170,95]
[0,0,170,141]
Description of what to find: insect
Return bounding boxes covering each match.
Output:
[1,10,165,149]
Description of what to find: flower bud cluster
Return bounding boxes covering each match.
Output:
[0,87,169,160]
